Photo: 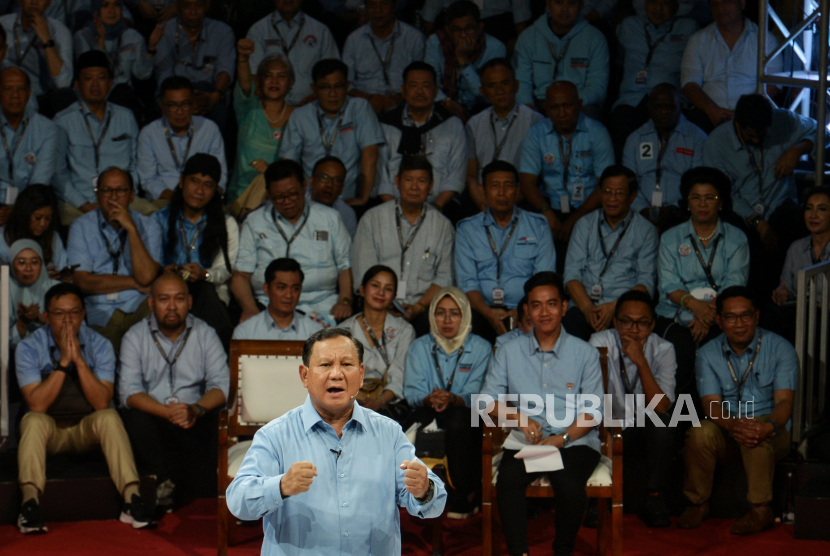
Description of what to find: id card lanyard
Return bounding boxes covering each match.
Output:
[395,203,426,277]
[432,342,464,392]
[723,330,762,408]
[150,322,193,403]
[688,233,722,291]
[272,204,310,257]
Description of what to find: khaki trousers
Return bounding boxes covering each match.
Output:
[18,409,140,496]
[684,416,790,505]
[91,299,151,356]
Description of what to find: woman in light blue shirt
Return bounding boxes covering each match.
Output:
[0,185,67,276]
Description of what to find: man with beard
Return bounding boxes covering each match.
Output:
[118,271,229,510]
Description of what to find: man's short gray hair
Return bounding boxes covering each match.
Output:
[303,328,364,366]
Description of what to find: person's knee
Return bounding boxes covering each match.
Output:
[20,412,54,438]
[685,420,720,453]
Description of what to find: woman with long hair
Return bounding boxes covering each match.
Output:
[8,239,59,347]
[0,185,67,279]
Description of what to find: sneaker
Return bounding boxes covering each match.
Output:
[677,502,709,529]
[446,499,480,520]
[18,499,47,534]
[155,479,175,513]
[120,494,157,529]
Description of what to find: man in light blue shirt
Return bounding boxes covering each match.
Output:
[226,328,447,556]
[231,159,353,327]
[563,165,659,341]
[424,0,506,115]
[233,257,326,340]
[245,0,339,106]
[623,84,706,231]
[118,272,229,510]
[513,0,609,113]
[421,0,532,44]
[53,51,139,224]
[480,271,603,556]
[280,59,384,206]
[308,156,357,237]
[681,286,795,533]
[342,0,425,113]
[456,160,555,340]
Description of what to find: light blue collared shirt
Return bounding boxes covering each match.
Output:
[52,101,139,207]
[137,115,227,200]
[681,19,781,111]
[466,104,544,181]
[656,219,750,319]
[495,327,525,348]
[0,225,66,268]
[66,208,163,326]
[235,201,352,318]
[332,196,357,237]
[455,207,556,308]
[151,205,208,266]
[281,97,384,201]
[73,27,153,87]
[589,329,676,428]
[780,235,830,296]
[246,11,340,106]
[615,16,698,108]
[623,115,707,213]
[154,17,236,89]
[482,327,604,452]
[564,208,659,303]
[0,14,73,95]
[425,33,506,110]
[702,109,818,221]
[519,113,614,210]
[513,15,609,106]
[226,396,447,556]
[0,111,57,197]
[421,0,531,23]
[696,328,797,427]
[342,21,425,96]
[232,309,325,341]
[404,333,492,408]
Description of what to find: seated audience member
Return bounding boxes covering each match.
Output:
[151,0,235,127]
[589,289,676,528]
[377,62,467,214]
[679,286,795,534]
[0,184,67,274]
[67,167,163,354]
[245,0,339,106]
[456,160,555,342]
[340,265,415,421]
[767,186,830,341]
[623,83,706,232]
[703,94,817,295]
[138,76,227,203]
[308,156,357,237]
[129,0,177,37]
[53,51,139,224]
[494,294,531,348]
[466,58,544,212]
[230,48,295,203]
[424,0,506,119]
[680,0,780,132]
[119,272,229,509]
[15,283,154,535]
[353,156,454,336]
[655,167,749,402]
[404,286,491,518]
[519,81,614,244]
[563,165,658,341]
[9,240,59,346]
[232,257,325,340]
[421,0,531,45]
[0,68,58,212]
[610,0,697,151]
[281,59,384,208]
[481,270,603,556]
[0,0,73,115]
[342,0,425,114]
[232,159,353,326]
[152,154,237,349]
[513,0,609,117]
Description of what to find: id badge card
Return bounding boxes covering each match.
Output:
[635,70,648,84]
[559,194,570,214]
[106,292,119,301]
[651,191,663,207]
[754,203,765,215]
[4,186,18,205]
[164,396,179,405]
[571,181,585,203]
[397,280,407,300]
[590,283,603,302]
[492,287,505,307]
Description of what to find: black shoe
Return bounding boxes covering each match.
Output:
[18,499,47,534]
[583,499,598,529]
[640,495,671,528]
[120,494,157,529]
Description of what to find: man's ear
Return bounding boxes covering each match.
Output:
[299,365,309,388]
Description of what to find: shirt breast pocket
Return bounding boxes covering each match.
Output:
[532,59,553,83]
[752,368,776,408]
[512,242,538,274]
[68,134,94,159]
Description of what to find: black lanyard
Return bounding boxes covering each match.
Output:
[317,109,345,157]
[272,205,310,257]
[100,224,127,274]
[643,19,675,67]
[179,216,205,264]
[490,108,518,162]
[106,33,124,76]
[547,37,571,80]
[484,215,518,283]
[13,18,37,65]
[597,216,629,280]
[737,127,765,202]
[557,134,572,189]
[395,203,426,275]
[81,103,112,173]
[655,133,669,186]
[368,29,396,87]
[271,12,305,56]
[688,233,721,291]
[164,123,194,171]
[174,23,209,70]
[617,348,639,395]
[723,330,762,406]
[0,119,28,183]
[150,323,193,398]
[362,315,391,368]
[432,342,464,391]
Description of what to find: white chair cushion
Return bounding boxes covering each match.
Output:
[228,440,253,478]
[492,454,612,487]
[239,355,307,425]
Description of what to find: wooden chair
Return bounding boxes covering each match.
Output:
[481,347,623,556]
[218,340,307,556]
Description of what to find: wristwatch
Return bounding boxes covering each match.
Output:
[41,39,56,49]
[415,480,435,504]
[193,403,206,418]
[561,432,571,447]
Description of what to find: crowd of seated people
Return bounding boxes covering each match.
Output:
[0,0,825,552]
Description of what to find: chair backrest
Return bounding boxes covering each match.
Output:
[228,340,307,438]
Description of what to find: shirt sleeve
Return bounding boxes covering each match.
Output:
[130,32,153,81]
[331,212,352,274]
[680,30,703,88]
[320,25,340,60]
[126,114,140,188]
[137,128,168,201]
[581,29,609,106]
[531,216,557,274]
[433,219,454,288]
[52,122,87,207]
[66,218,94,271]
[226,426,288,521]
[519,123,543,176]
[780,241,799,296]
[443,120,468,194]
[140,215,164,263]
[52,22,74,89]
[234,218,257,273]
[513,34,535,106]
[404,341,430,407]
[91,332,117,384]
[652,341,677,403]
[117,328,146,406]
[695,346,722,399]
[576,346,604,417]
[657,232,684,300]
[424,36,446,102]
[14,339,44,388]
[623,135,648,213]
[202,325,230,400]
[394,428,447,518]
[30,119,57,186]
[563,216,589,286]
[279,111,304,163]
[454,224,480,294]
[636,221,659,295]
[513,0,532,23]
[456,341,492,405]
[153,31,175,87]
[773,339,798,392]
[479,341,509,399]
[342,34,358,83]
[214,22,237,80]
[350,214,378,295]
[355,100,385,149]
[720,228,750,289]
[208,216,238,285]
[385,324,415,399]
[591,123,615,178]
[205,121,229,190]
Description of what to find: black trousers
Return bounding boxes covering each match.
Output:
[622,414,674,498]
[497,445,600,555]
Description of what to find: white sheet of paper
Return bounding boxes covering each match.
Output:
[514,445,564,473]
[503,429,531,451]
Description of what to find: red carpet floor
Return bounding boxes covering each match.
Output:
[0,498,827,555]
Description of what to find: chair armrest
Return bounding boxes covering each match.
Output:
[482,425,505,455]
[218,408,229,447]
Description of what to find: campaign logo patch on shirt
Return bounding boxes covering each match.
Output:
[578,150,592,158]
[567,382,574,389]
[385,327,397,340]
[679,244,692,257]
[24,152,36,164]
[517,237,537,245]
[303,34,318,47]
[460,364,472,373]
[274,130,283,141]
[676,147,695,156]
[544,153,555,165]
[340,125,354,134]
[314,230,329,241]
[265,39,280,47]
[570,58,589,68]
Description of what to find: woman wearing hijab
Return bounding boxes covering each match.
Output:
[9,239,60,347]
[0,185,67,278]
[404,286,492,520]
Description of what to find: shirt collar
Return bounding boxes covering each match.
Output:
[268,309,298,331]
[176,17,208,44]
[315,99,348,121]
[80,100,112,120]
[148,312,195,337]
[300,395,368,433]
[685,217,723,240]
[270,200,309,226]
[367,20,400,41]
[803,238,830,260]
[483,206,519,227]
[0,111,28,132]
[490,104,519,124]
[550,112,587,137]
[178,211,208,227]
[528,326,568,358]
[97,208,127,235]
[403,104,434,127]
[163,117,195,137]
[273,10,305,28]
[599,207,633,230]
[723,328,761,357]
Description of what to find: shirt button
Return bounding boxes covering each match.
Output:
[343,502,348,506]
[543,384,547,388]
[344,532,349,537]
[340,473,345,478]
[544,364,547,367]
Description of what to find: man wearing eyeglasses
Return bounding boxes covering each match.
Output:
[138,76,227,204]
[589,289,676,528]
[679,285,795,534]
[562,165,658,341]
[308,156,357,237]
